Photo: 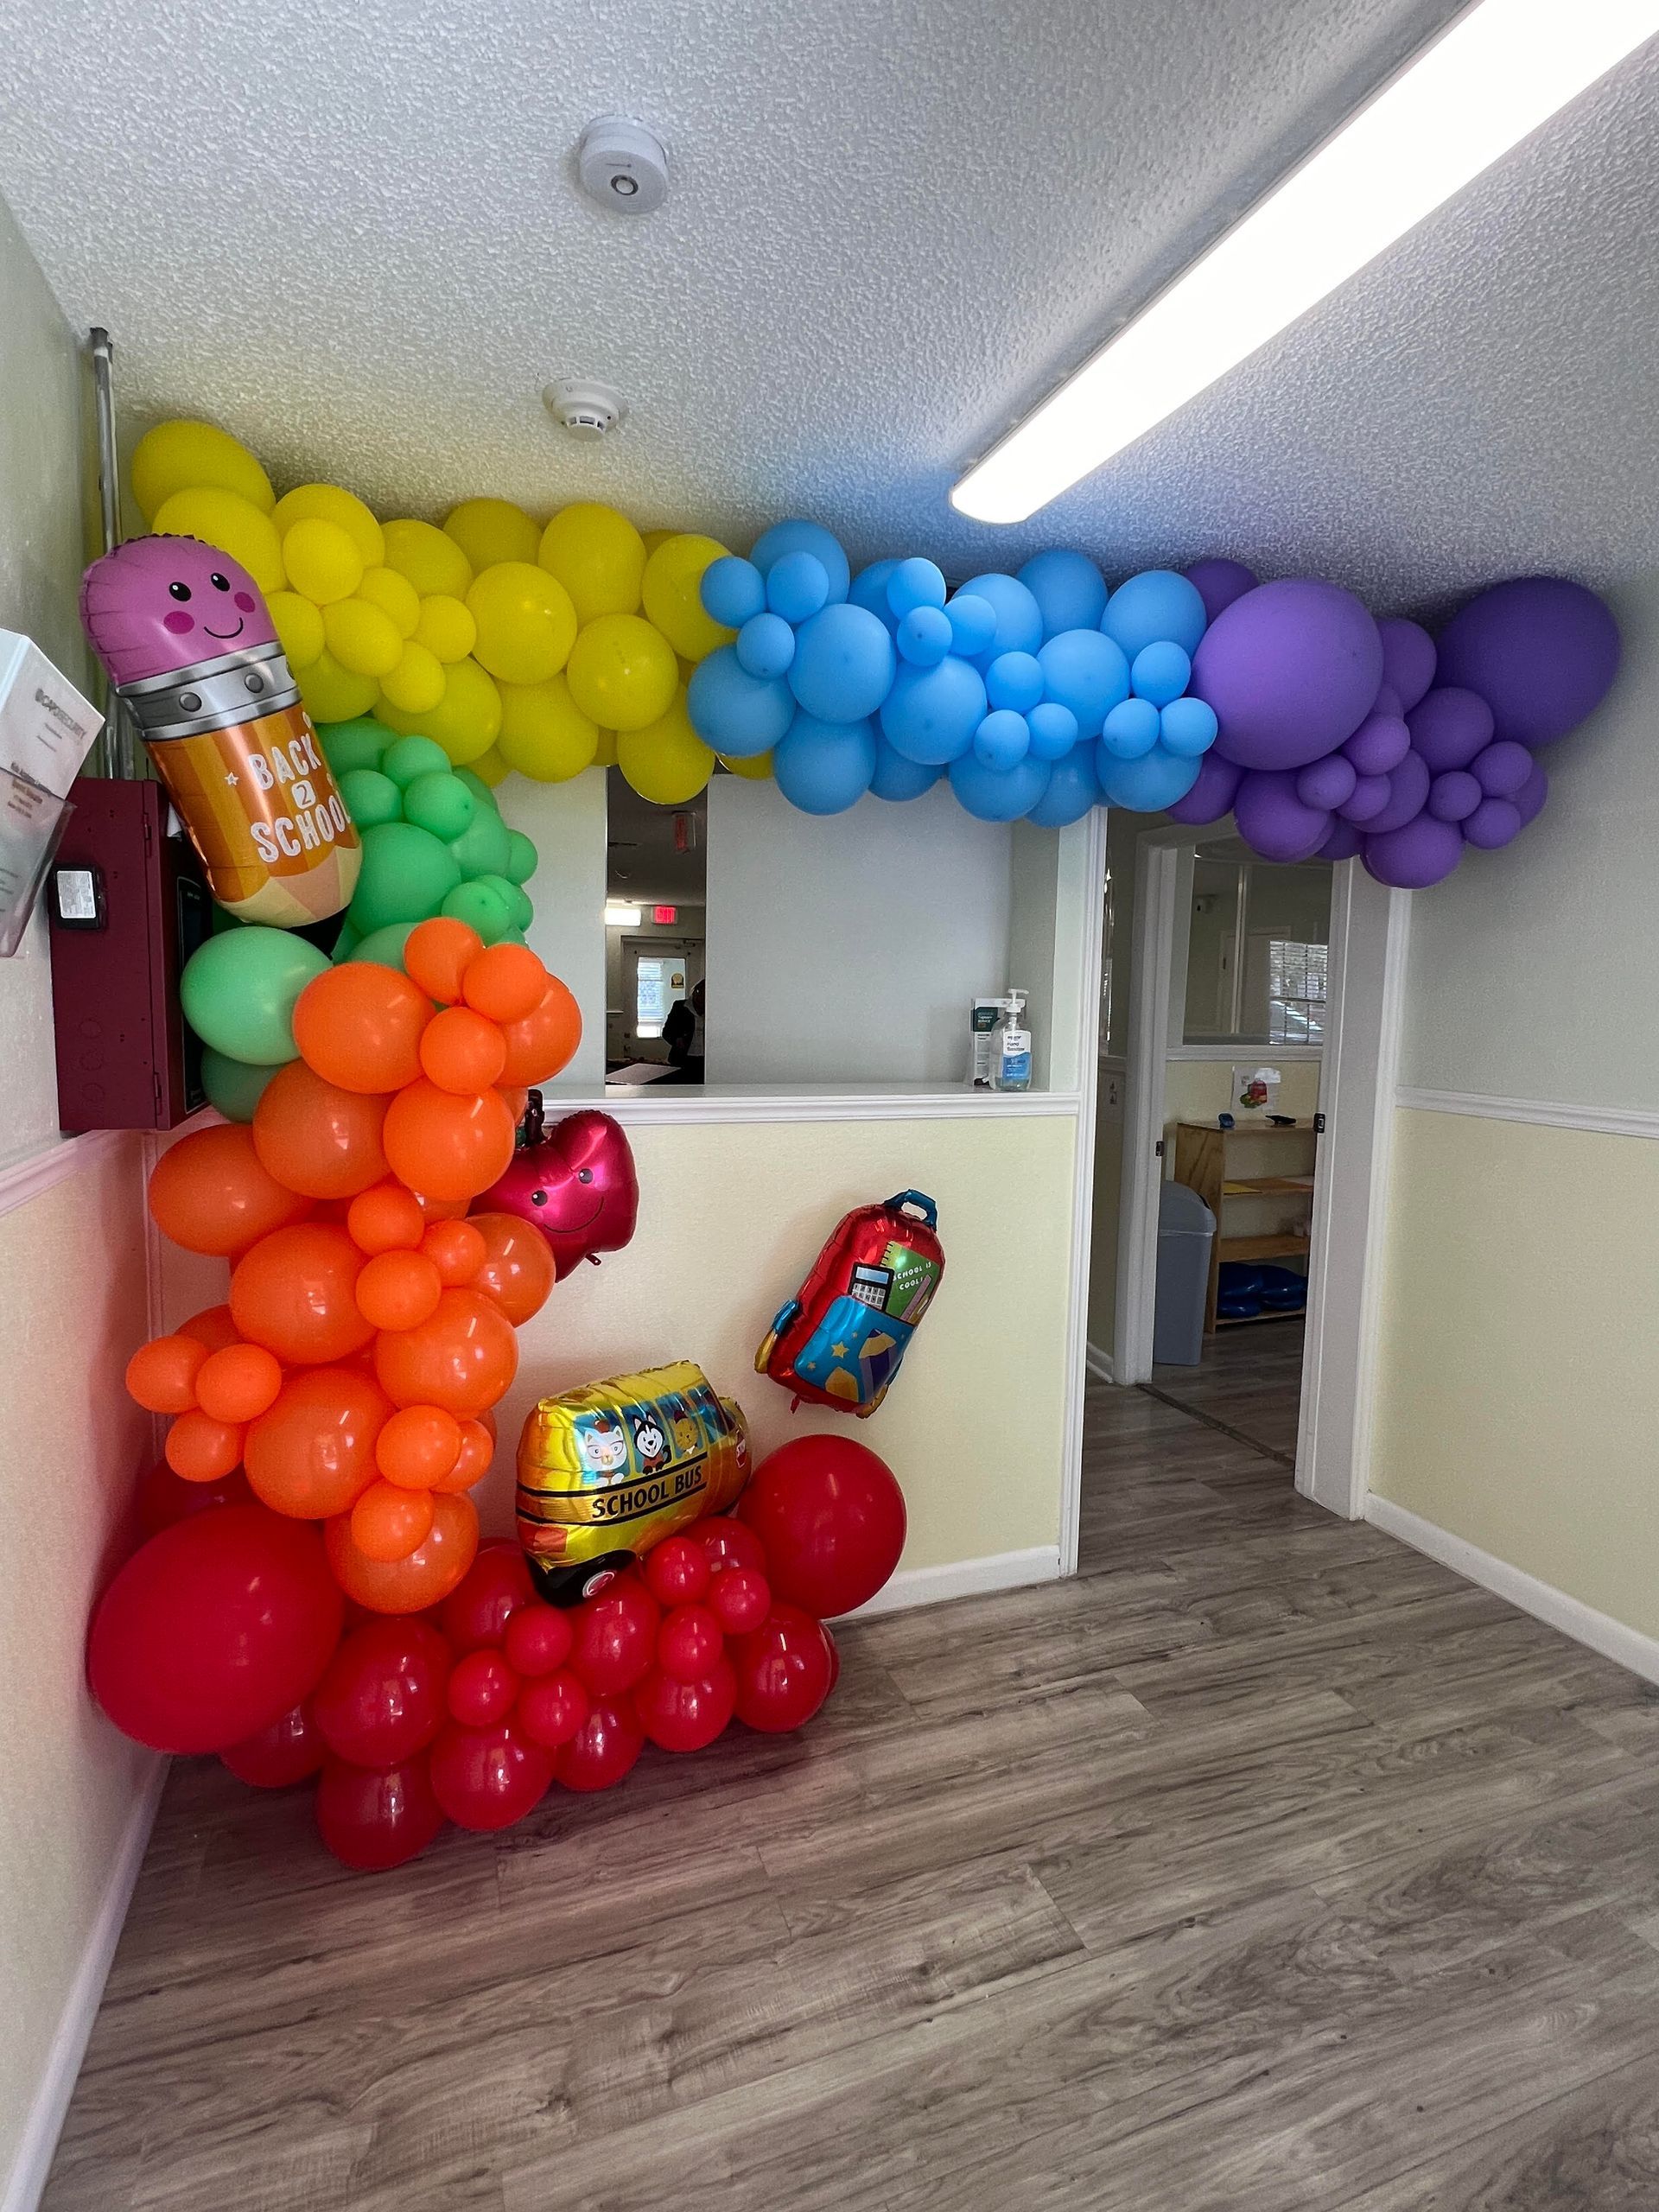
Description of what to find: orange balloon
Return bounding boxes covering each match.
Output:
[291,961,432,1092]
[462,942,547,1024]
[404,918,483,1007]
[382,1081,516,1202]
[252,1062,390,1200]
[354,1249,442,1332]
[499,979,582,1086]
[469,1211,556,1324]
[346,1181,426,1255]
[244,1364,391,1517]
[432,1417,494,1491]
[372,1287,518,1418]
[178,1304,243,1353]
[414,1189,471,1221]
[165,1408,245,1483]
[375,1404,462,1487]
[501,1086,530,1126]
[194,1343,283,1423]
[418,1006,507,1093]
[126,1333,207,1413]
[350,1478,435,1561]
[326,1491,480,1613]
[422,1217,487,1285]
[231,1223,378,1364]
[147,1122,312,1256]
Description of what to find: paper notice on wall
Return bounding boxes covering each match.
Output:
[0,632,102,955]
[1232,1065,1281,1116]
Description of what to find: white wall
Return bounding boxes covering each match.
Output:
[499,768,607,1090]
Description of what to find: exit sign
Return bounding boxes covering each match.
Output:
[652,905,677,925]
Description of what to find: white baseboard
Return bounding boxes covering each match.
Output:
[1084,1341,1116,1384]
[1364,1495,1659,1690]
[3,1756,167,2212]
[846,1544,1061,1619]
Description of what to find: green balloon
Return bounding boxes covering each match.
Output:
[200,1046,282,1122]
[381,734,450,789]
[180,927,330,1064]
[330,920,360,963]
[448,803,512,880]
[209,902,248,935]
[504,830,537,886]
[339,766,403,828]
[350,920,422,969]
[441,879,514,944]
[403,770,475,842]
[454,766,500,811]
[348,822,464,936]
[320,718,391,777]
[474,873,532,933]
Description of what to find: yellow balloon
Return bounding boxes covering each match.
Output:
[496,675,600,782]
[382,518,472,599]
[467,745,511,789]
[378,640,447,715]
[565,614,677,733]
[720,749,773,779]
[131,420,274,524]
[268,590,325,671]
[273,483,384,569]
[413,593,476,664]
[322,596,404,678]
[354,564,421,638]
[299,648,379,724]
[642,528,677,554]
[537,503,645,624]
[617,692,715,805]
[594,730,619,767]
[150,487,285,594]
[444,498,541,572]
[642,533,734,663]
[378,656,500,766]
[466,562,578,687]
[282,518,363,604]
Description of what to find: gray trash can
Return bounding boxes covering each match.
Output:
[1153,1179,1216,1366]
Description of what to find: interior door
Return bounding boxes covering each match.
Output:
[622,937,701,1063]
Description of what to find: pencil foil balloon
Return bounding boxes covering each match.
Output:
[80,536,360,927]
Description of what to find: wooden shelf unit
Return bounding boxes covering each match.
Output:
[1172,1119,1319,1332]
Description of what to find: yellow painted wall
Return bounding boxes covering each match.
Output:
[1160,1056,1323,1169]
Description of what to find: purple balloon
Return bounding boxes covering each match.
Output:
[1363,815,1464,888]
[1192,580,1383,772]
[1343,710,1411,776]
[1407,687,1494,773]
[1364,751,1432,836]
[1462,798,1522,849]
[1427,770,1482,823]
[1435,577,1619,747]
[1318,820,1363,861]
[1371,683,1403,718]
[1234,770,1332,862]
[1182,557,1257,624]
[1296,754,1357,810]
[1376,619,1437,713]
[1339,772,1392,823]
[1515,759,1548,827]
[1165,752,1242,824]
[1469,739,1532,798]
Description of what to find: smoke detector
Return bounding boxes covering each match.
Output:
[543,379,626,440]
[575,116,669,215]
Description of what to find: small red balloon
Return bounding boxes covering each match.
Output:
[440,1539,534,1653]
[634,1658,736,1753]
[643,1533,710,1606]
[447,1649,518,1726]
[502,1603,574,1678]
[135,1458,253,1537]
[554,1695,645,1791]
[311,1617,451,1768]
[514,1669,588,1750]
[696,1516,767,1577]
[315,1751,445,1872]
[572,1580,659,1698]
[219,1699,326,1789]
[709,1566,771,1635]
[732,1602,836,1734]
[428,1719,553,1832]
[738,1435,906,1618]
[656,1602,725,1683]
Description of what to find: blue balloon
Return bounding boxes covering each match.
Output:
[974,709,1030,770]
[849,559,902,633]
[749,519,850,604]
[985,651,1044,714]
[1037,629,1129,739]
[1101,569,1208,658]
[772,715,877,816]
[1026,749,1103,826]
[701,556,766,629]
[1018,549,1108,639]
[787,603,896,722]
[736,611,796,680]
[1100,697,1161,760]
[880,656,987,765]
[766,552,830,625]
[887,557,947,620]
[948,751,1052,822]
[944,592,998,659]
[687,645,796,758]
[897,605,952,667]
[1159,695,1219,758]
[1027,701,1080,760]
[1131,640,1192,707]
[957,573,1044,663]
[1096,743,1203,811]
[869,738,942,800]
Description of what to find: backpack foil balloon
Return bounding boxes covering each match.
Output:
[756,1191,944,1416]
[478,1101,639,1276]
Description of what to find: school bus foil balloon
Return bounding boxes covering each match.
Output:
[516,1361,752,1604]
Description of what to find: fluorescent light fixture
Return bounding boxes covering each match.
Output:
[951,0,1659,524]
[603,901,643,927]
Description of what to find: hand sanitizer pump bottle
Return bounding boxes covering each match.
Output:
[992,990,1033,1092]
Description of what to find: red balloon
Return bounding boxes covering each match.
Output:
[311,1616,451,1767]
[696,1517,766,1576]
[709,1565,772,1636]
[220,1699,326,1788]
[514,1669,588,1750]
[136,1458,253,1537]
[634,1658,736,1753]
[738,1436,906,1618]
[554,1696,645,1791]
[572,1580,659,1698]
[315,1751,446,1871]
[502,1603,575,1678]
[657,1602,725,1683]
[732,1603,835,1733]
[440,1540,534,1653]
[822,1622,841,1695]
[447,1649,518,1726]
[643,1533,710,1606]
[87,1504,343,1752]
[428,1719,552,1831]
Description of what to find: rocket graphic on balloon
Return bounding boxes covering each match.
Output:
[79,535,360,926]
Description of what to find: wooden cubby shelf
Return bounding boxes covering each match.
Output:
[1172,1118,1321,1333]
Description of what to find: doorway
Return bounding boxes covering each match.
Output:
[604,772,707,1085]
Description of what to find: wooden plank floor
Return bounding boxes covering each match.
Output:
[1147,1314,1306,1463]
[42,1380,1659,2211]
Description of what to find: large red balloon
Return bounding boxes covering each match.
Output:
[315,1752,446,1871]
[428,1719,553,1831]
[554,1696,645,1790]
[571,1580,659,1699]
[87,1504,343,1752]
[136,1458,253,1537]
[312,1617,452,1767]
[738,1436,906,1618]
[731,1603,836,1733]
[220,1700,326,1788]
[440,1541,534,1654]
[634,1658,736,1753]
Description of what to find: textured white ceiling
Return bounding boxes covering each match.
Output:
[2,0,1656,611]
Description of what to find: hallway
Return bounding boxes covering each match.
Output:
[1146,1315,1306,1465]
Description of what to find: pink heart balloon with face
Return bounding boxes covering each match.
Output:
[478,1110,639,1277]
